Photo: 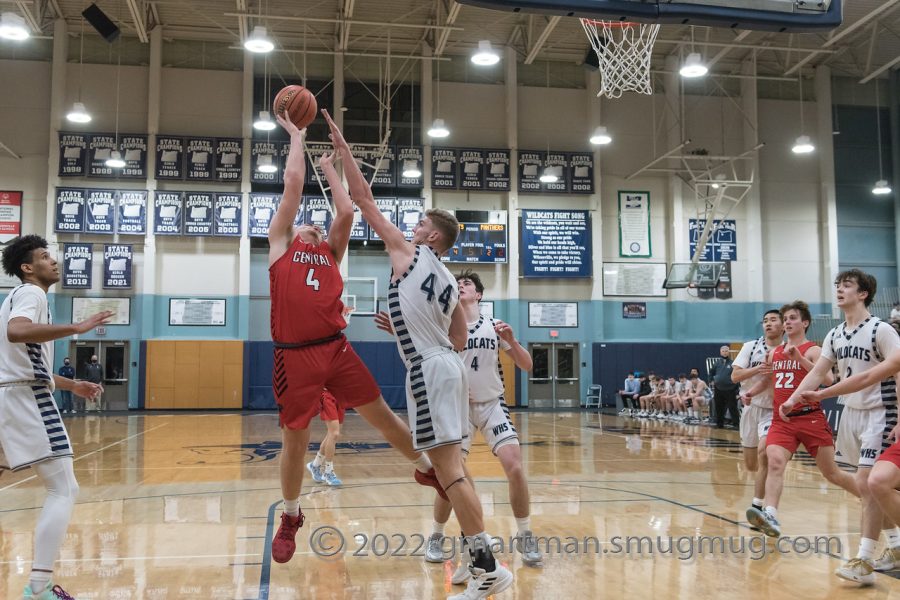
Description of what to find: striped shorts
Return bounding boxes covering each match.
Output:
[406,347,469,452]
[0,382,72,471]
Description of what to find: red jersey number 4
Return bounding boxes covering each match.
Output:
[306,269,320,291]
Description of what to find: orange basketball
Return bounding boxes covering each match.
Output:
[273,85,317,129]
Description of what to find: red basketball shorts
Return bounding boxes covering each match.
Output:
[273,336,380,430]
[877,441,900,470]
[320,390,346,424]
[766,410,833,457]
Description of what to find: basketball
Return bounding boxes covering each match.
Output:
[272,85,317,129]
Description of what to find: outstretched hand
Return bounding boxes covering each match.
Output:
[73,380,103,400]
[322,109,350,153]
[275,112,305,142]
[493,319,515,343]
[75,311,114,334]
[374,310,394,336]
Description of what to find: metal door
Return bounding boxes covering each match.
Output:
[69,340,129,410]
[527,343,580,408]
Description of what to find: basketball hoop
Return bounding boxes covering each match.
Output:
[581,19,660,99]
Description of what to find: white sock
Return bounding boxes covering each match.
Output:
[415,454,432,473]
[886,527,900,549]
[433,520,446,536]
[764,506,777,519]
[324,461,334,474]
[515,516,531,535]
[313,452,325,467]
[858,537,878,561]
[32,457,78,588]
[29,570,51,594]
[283,497,301,517]
[752,498,764,509]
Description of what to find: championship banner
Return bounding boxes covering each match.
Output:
[249,193,279,238]
[0,191,22,243]
[542,152,569,193]
[618,191,651,258]
[183,192,214,236]
[305,142,331,186]
[368,198,397,242]
[349,143,378,182]
[215,138,242,182]
[85,189,116,234]
[103,244,132,289]
[155,136,184,179]
[58,133,88,177]
[118,135,148,178]
[62,243,92,289]
[214,193,242,237]
[459,149,485,190]
[569,153,594,194]
[397,147,424,188]
[484,150,511,192]
[185,137,215,181]
[432,148,459,189]
[117,190,147,235]
[153,191,183,235]
[349,204,368,241]
[88,134,117,178]
[398,198,423,240]
[517,151,544,193]
[304,196,332,235]
[689,219,738,262]
[250,141,281,184]
[54,188,86,233]
[371,145,396,187]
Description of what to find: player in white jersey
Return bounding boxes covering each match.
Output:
[1,235,110,600]
[732,309,784,524]
[782,269,900,585]
[323,111,511,599]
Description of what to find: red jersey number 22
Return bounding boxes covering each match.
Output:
[775,372,795,389]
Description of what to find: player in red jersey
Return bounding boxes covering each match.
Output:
[268,111,446,564]
[744,300,858,537]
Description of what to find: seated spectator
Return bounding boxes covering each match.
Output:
[618,372,640,415]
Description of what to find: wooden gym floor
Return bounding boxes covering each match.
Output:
[1,410,899,599]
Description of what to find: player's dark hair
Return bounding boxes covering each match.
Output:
[425,208,460,252]
[763,309,782,320]
[835,269,877,307]
[1,235,47,280]
[780,300,812,332]
[456,269,484,295]
[678,373,686,379]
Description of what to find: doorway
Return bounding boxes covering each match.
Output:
[527,343,580,409]
[67,340,129,411]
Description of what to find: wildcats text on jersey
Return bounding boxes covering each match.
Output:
[466,336,497,351]
[835,345,872,362]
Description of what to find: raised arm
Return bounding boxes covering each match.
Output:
[268,113,305,264]
[495,319,533,372]
[7,311,113,344]
[320,109,413,272]
[800,348,900,406]
[319,150,352,264]
[780,347,834,420]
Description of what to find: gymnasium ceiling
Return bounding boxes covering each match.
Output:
[8,0,900,83]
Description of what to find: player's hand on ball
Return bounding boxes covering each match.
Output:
[374,311,394,335]
[493,320,515,342]
[275,111,305,141]
[73,381,103,400]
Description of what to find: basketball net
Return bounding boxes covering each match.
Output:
[581,19,660,99]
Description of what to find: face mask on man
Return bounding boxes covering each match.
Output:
[91,359,98,363]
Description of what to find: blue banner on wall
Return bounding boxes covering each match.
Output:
[183,192,214,236]
[689,219,738,262]
[88,134,118,178]
[185,137,215,181]
[432,148,459,189]
[521,209,592,278]
[215,138,243,182]
[103,244,132,289]
[62,243,92,289]
[518,151,544,193]
[459,149,485,190]
[153,191,183,235]
[368,198,397,242]
[397,147,424,188]
[85,189,116,234]
[58,133,88,177]
[372,145,396,187]
[305,142,331,186]
[484,150,511,192]
[116,190,147,235]
[155,136,184,179]
[542,152,569,193]
[349,204,368,241]
[304,196,332,235]
[249,193,279,238]
[251,141,281,184]
[397,198,423,240]
[55,188,85,233]
[118,135,148,178]
[214,193,242,236]
[569,153,594,194]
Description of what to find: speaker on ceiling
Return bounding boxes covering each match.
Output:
[82,3,120,43]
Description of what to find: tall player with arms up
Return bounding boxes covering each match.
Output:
[782,270,900,584]
[267,112,446,565]
[745,301,857,538]
[322,109,512,599]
